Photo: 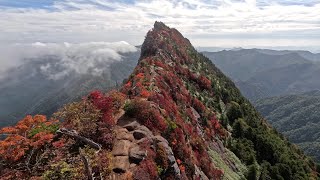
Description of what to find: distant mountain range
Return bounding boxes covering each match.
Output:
[255,90,320,161]
[255,49,320,62]
[203,49,320,101]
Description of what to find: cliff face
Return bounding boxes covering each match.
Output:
[0,22,318,180]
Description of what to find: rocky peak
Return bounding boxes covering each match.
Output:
[140,21,192,60]
[153,21,170,31]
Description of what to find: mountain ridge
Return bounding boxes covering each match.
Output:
[113,21,318,179]
[204,49,320,101]
[0,22,318,179]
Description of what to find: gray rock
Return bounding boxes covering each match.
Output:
[129,146,147,164]
[152,135,169,144]
[191,107,200,120]
[136,125,153,135]
[194,165,209,180]
[157,141,180,177]
[136,137,151,144]
[123,121,140,131]
[216,139,225,153]
[172,163,181,177]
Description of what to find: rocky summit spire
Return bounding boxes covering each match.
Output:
[153,21,170,31]
[140,21,192,60]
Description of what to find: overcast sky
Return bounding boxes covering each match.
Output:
[0,0,319,51]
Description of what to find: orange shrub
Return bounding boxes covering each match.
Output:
[0,115,58,162]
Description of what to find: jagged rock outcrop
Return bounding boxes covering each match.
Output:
[110,120,181,179]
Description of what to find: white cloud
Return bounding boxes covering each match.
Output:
[0,0,319,48]
[0,41,138,80]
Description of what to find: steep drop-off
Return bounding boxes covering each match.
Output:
[255,90,320,162]
[0,22,318,180]
[0,51,140,128]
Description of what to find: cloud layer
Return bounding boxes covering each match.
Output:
[0,0,319,49]
[0,41,138,80]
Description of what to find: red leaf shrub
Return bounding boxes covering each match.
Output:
[89,91,113,112]
[154,60,167,69]
[136,73,145,79]
[133,159,158,180]
[198,75,212,90]
[31,132,54,148]
[140,89,151,98]
[89,90,126,126]
[125,98,167,133]
[52,139,66,149]
[192,98,206,114]
[148,91,178,117]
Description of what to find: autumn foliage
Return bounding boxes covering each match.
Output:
[89,90,126,125]
[54,100,101,137]
[125,98,167,133]
[119,22,226,179]
[0,22,231,179]
[0,115,58,162]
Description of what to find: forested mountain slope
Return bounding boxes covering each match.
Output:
[255,90,320,162]
[203,49,320,101]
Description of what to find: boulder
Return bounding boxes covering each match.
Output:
[129,146,147,164]
[115,128,129,134]
[112,140,132,156]
[172,163,181,177]
[133,130,151,140]
[112,156,130,173]
[157,141,181,177]
[136,137,150,145]
[123,121,140,131]
[158,142,174,164]
[136,125,153,135]
[116,130,134,142]
[113,109,125,124]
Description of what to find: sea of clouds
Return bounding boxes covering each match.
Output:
[0,41,138,80]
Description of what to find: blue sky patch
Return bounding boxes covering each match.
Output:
[0,0,55,9]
